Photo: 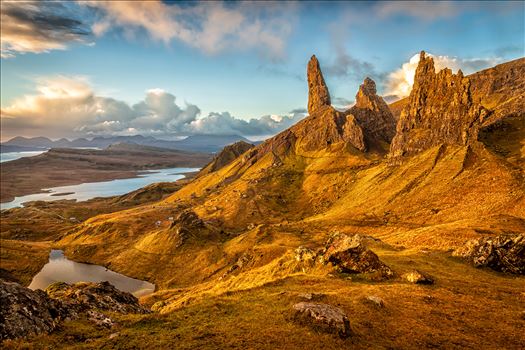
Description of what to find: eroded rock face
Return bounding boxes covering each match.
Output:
[46,281,149,315]
[292,302,351,338]
[350,77,397,145]
[390,51,487,158]
[321,233,394,278]
[0,281,64,340]
[0,280,150,340]
[307,55,331,115]
[292,106,366,153]
[453,234,524,274]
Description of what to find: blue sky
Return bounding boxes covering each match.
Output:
[1,1,524,141]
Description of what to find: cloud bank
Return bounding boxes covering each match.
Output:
[1,76,306,140]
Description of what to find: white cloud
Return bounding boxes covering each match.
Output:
[1,76,306,139]
[80,1,295,59]
[384,53,503,100]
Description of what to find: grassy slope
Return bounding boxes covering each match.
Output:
[4,249,525,349]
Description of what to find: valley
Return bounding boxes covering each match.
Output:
[0,143,211,203]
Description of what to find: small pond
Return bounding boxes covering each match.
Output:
[28,250,155,297]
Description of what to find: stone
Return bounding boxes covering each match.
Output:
[402,270,434,284]
[292,302,351,338]
[46,281,150,315]
[453,234,524,274]
[109,332,120,339]
[294,246,316,263]
[307,55,331,114]
[366,295,385,307]
[87,310,114,329]
[322,233,394,278]
[0,281,64,340]
[390,51,487,158]
[298,293,325,301]
[1,280,150,340]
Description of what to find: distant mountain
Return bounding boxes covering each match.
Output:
[0,144,47,153]
[2,134,255,153]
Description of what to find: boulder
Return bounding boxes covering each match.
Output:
[292,302,351,338]
[87,310,114,329]
[453,234,524,274]
[307,55,331,114]
[402,270,434,284]
[322,233,394,278]
[0,281,65,340]
[46,281,150,315]
[366,295,385,307]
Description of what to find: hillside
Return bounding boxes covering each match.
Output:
[2,53,524,348]
[54,52,524,288]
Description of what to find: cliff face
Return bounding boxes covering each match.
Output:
[389,51,487,158]
[468,57,525,126]
[350,77,397,146]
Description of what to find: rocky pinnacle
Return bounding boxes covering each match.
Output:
[307,55,331,115]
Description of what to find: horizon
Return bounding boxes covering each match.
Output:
[1,1,524,141]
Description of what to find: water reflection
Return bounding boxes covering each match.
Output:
[29,250,155,297]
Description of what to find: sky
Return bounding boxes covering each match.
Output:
[1,0,524,141]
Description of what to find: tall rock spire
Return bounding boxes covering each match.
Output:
[307,55,331,115]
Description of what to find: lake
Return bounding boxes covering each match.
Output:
[1,167,199,210]
[0,151,46,163]
[29,250,155,297]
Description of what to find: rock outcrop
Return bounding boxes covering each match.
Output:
[321,233,394,278]
[390,51,487,158]
[453,234,524,274]
[350,77,397,145]
[468,57,525,126]
[198,141,255,176]
[0,281,64,340]
[307,55,331,114]
[292,302,351,338]
[45,281,149,315]
[169,209,206,246]
[0,280,149,340]
[292,106,366,153]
